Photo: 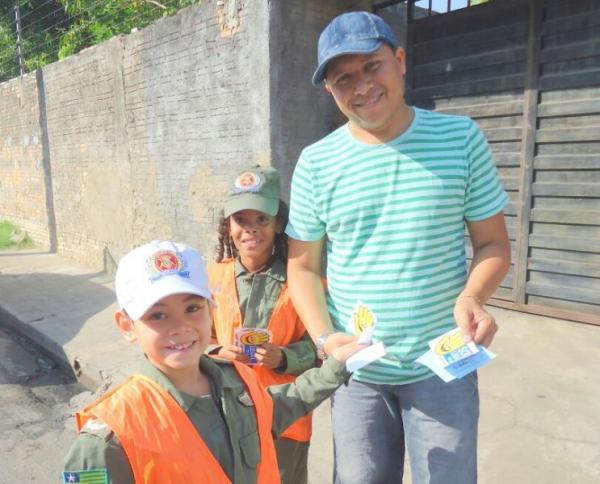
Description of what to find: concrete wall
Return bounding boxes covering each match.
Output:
[36,1,275,268]
[0,73,50,248]
[36,0,272,268]
[268,1,371,197]
[0,0,375,269]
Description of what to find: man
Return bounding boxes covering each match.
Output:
[285,11,510,484]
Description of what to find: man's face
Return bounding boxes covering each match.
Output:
[324,45,408,141]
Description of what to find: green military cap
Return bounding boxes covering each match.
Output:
[224,166,281,218]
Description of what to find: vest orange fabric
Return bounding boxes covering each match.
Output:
[76,363,280,484]
[208,260,313,442]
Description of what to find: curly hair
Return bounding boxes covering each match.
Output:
[215,200,289,263]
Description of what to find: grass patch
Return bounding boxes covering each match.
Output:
[0,220,35,250]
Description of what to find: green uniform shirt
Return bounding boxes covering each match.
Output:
[63,355,348,484]
[235,258,316,376]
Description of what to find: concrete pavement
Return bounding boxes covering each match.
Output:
[1,248,599,483]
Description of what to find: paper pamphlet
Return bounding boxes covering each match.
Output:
[234,328,271,365]
[346,342,387,373]
[417,328,495,382]
[345,301,387,372]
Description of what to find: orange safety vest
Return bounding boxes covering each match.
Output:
[208,260,313,442]
[75,362,280,484]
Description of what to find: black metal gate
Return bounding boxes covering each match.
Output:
[390,0,600,325]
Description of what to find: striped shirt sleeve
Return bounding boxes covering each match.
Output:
[286,154,326,241]
[464,119,509,221]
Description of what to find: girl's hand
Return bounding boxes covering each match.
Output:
[254,343,284,369]
[217,344,249,363]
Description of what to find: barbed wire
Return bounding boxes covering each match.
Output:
[22,0,138,37]
[17,0,58,23]
[19,5,72,35]
[1,0,194,81]
[19,0,180,59]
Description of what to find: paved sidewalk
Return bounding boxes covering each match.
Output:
[1,249,599,483]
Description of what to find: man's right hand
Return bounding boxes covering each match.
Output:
[217,344,249,363]
[329,335,368,363]
[325,332,362,358]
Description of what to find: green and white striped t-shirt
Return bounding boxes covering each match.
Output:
[286,107,508,384]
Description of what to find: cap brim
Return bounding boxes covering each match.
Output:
[124,276,213,321]
[312,39,383,86]
[224,193,279,218]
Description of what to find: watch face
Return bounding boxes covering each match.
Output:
[316,332,333,360]
[317,347,327,360]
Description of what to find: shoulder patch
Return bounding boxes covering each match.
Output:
[62,469,109,483]
[82,419,107,433]
[79,418,114,442]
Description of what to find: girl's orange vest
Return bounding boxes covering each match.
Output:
[208,259,313,442]
[75,362,279,484]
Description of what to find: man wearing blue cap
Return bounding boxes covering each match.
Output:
[286,11,510,484]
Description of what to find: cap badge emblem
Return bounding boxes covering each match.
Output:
[147,250,190,280]
[234,171,261,194]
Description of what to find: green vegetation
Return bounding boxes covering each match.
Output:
[1,1,200,83]
[0,220,34,250]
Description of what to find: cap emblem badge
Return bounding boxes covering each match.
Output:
[234,171,261,194]
[147,250,190,280]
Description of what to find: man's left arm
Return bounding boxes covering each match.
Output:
[455,212,510,347]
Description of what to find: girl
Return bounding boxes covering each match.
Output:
[208,166,319,484]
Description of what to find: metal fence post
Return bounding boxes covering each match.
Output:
[14,3,25,77]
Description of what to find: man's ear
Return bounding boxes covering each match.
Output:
[115,310,137,343]
[394,47,407,76]
[324,82,332,94]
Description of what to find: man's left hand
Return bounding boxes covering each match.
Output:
[453,296,498,347]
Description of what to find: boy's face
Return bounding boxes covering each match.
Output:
[115,293,211,375]
[324,45,408,141]
[229,209,281,263]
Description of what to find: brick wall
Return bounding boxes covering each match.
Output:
[39,1,272,268]
[0,73,50,248]
[0,0,364,269]
[269,1,372,197]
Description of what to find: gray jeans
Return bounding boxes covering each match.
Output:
[331,372,479,484]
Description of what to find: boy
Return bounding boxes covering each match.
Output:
[62,240,362,484]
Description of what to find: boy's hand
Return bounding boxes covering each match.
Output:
[254,343,284,369]
[330,336,368,363]
[217,344,249,363]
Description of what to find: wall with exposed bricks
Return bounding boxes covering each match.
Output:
[0,0,360,269]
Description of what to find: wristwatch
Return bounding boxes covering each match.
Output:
[315,331,334,360]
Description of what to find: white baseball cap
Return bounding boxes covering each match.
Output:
[115,240,213,320]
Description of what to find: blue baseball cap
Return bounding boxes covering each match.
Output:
[312,11,399,86]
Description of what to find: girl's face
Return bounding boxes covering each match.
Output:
[229,209,281,267]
